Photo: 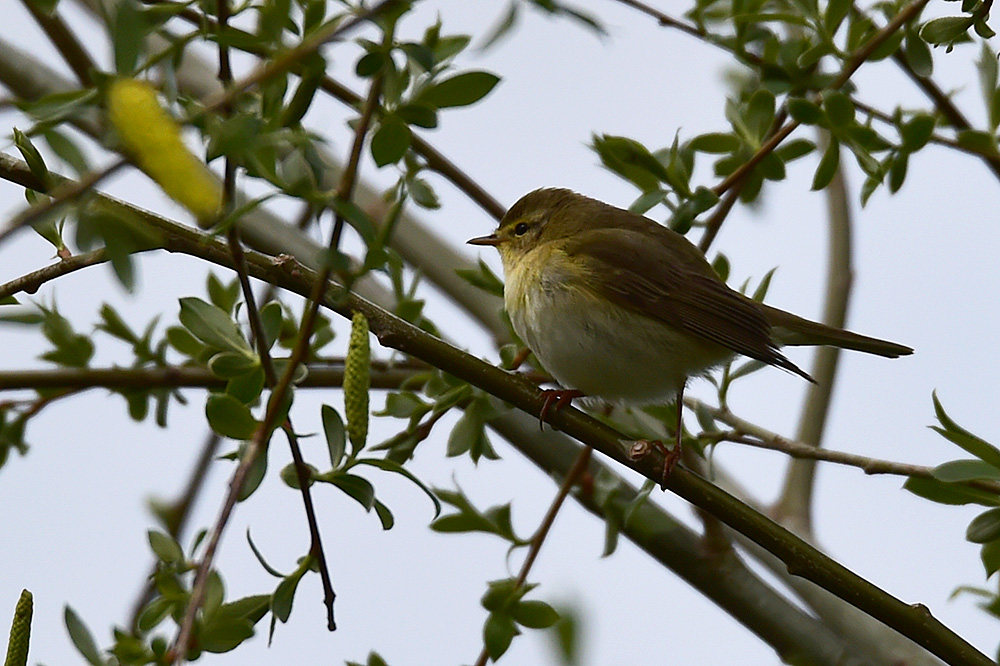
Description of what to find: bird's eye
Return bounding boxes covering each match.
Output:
[513,222,529,236]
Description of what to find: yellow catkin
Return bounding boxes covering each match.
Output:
[344,311,371,453]
[106,78,222,225]
[3,590,32,666]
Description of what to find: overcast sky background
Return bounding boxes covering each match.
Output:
[1,0,1000,664]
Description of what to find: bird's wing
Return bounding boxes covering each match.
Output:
[563,228,809,379]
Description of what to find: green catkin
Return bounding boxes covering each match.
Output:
[344,312,371,453]
[3,590,32,666]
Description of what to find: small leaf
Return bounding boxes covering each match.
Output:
[812,137,840,190]
[687,132,740,154]
[416,71,500,109]
[788,98,826,125]
[205,393,259,440]
[932,391,1000,469]
[900,114,936,151]
[968,508,1000,543]
[904,477,1000,507]
[329,473,376,511]
[513,600,560,628]
[483,612,518,661]
[374,499,395,529]
[823,92,855,127]
[322,405,347,468]
[147,530,184,564]
[64,606,104,666]
[905,31,934,78]
[932,460,1000,483]
[919,16,973,46]
[208,351,258,379]
[371,116,412,167]
[981,539,1000,577]
[178,298,250,353]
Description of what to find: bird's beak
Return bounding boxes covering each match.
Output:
[467,233,503,246]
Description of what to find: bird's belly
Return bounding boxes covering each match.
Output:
[509,281,732,403]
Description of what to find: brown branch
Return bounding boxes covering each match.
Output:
[20,0,96,87]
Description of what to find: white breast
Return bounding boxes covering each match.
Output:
[503,246,732,403]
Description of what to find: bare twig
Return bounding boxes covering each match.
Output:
[689,398,1000,495]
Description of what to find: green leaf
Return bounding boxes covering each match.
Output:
[919,16,974,46]
[147,530,184,564]
[13,128,49,185]
[416,71,500,109]
[374,499,395,529]
[199,612,254,653]
[823,92,855,127]
[371,116,412,167]
[968,508,1000,543]
[904,477,1000,507]
[396,103,438,129]
[166,325,206,357]
[378,392,430,419]
[329,473,376,511]
[355,51,385,77]
[900,114,936,151]
[956,129,999,155]
[329,196,376,243]
[205,393,259,439]
[455,259,505,298]
[812,137,840,190]
[322,405,347,469]
[113,0,144,74]
[788,98,826,125]
[280,462,317,489]
[513,600,559,628]
[932,460,1000,483]
[483,612,518,661]
[592,134,670,192]
[178,297,250,353]
[687,132,740,154]
[352,458,442,517]
[745,89,776,140]
[905,31,934,78]
[64,606,105,666]
[207,273,240,314]
[981,538,1000,577]
[775,138,816,162]
[208,351,259,379]
[932,391,1000,469]
[888,150,908,193]
[824,0,851,33]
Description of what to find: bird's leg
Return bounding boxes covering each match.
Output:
[538,388,586,427]
[659,384,685,483]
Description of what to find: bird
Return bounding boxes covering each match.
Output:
[468,188,912,476]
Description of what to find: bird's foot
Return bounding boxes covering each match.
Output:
[538,389,586,427]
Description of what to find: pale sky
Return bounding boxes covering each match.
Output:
[1,1,999,665]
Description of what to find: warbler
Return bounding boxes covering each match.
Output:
[468,188,912,471]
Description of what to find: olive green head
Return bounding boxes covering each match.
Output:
[467,188,598,266]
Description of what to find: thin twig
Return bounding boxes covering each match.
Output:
[472,447,593,666]
[20,0,96,87]
[688,398,1000,495]
[0,158,127,243]
[0,363,419,391]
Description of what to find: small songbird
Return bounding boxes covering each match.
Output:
[468,188,912,472]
